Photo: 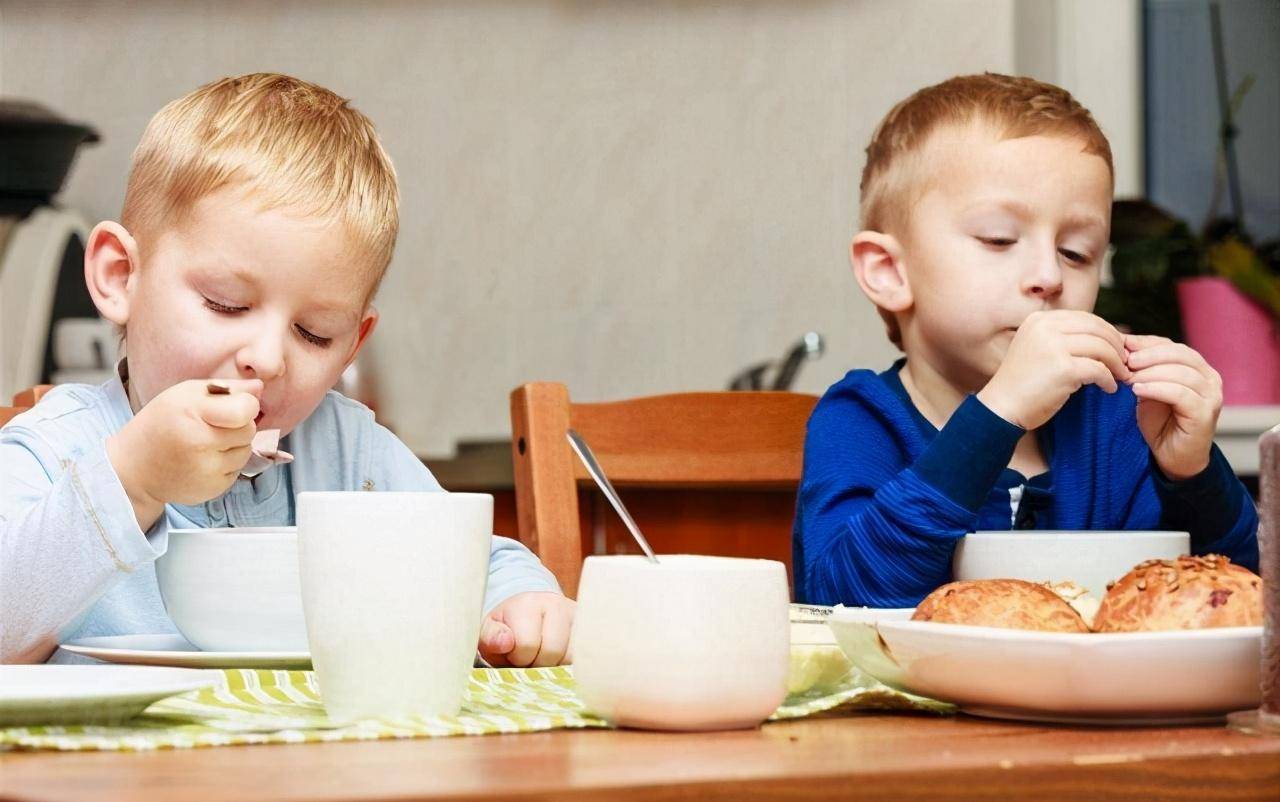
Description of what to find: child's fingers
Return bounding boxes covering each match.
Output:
[1085,317,1126,355]
[1128,364,1215,400]
[1072,356,1119,393]
[477,618,515,665]
[213,422,258,450]
[1060,312,1127,355]
[1132,380,1207,415]
[1065,334,1130,381]
[218,444,253,475]
[1125,341,1214,375]
[218,442,250,468]
[503,609,545,668]
[1124,333,1174,351]
[530,607,573,667]
[198,391,261,429]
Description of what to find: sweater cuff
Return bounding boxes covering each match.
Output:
[913,394,1025,513]
[1152,446,1241,545]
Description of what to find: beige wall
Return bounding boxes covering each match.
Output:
[0,1,1132,456]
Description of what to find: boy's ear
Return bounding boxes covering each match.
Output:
[345,305,379,366]
[850,231,913,315]
[84,222,142,326]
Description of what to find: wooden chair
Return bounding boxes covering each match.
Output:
[510,382,818,597]
[0,385,53,427]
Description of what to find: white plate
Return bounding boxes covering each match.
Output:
[828,610,1262,725]
[60,634,312,670]
[0,665,220,726]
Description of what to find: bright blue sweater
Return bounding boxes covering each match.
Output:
[793,360,1260,607]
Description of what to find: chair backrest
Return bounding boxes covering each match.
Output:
[0,385,53,427]
[510,381,817,597]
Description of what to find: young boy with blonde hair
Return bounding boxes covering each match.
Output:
[794,73,1259,607]
[0,73,573,665]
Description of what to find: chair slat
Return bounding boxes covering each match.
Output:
[0,385,54,427]
[510,382,816,596]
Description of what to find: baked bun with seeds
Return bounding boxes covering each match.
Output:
[912,579,1090,632]
[1092,555,1262,632]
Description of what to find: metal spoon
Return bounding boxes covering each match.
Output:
[565,429,660,564]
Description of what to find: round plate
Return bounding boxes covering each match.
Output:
[829,611,1262,724]
[0,665,220,726]
[60,634,312,670]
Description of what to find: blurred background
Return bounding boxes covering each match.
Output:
[0,0,1275,482]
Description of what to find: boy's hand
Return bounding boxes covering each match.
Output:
[106,379,262,530]
[477,591,576,667]
[978,310,1131,430]
[1125,334,1222,481]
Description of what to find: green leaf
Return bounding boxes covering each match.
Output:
[1206,238,1280,320]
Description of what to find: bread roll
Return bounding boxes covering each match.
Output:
[1043,580,1101,629]
[913,578,1090,632]
[1093,555,1263,632]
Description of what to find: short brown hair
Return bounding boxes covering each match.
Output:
[122,73,399,298]
[858,73,1113,347]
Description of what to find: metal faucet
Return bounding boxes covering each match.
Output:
[728,332,824,391]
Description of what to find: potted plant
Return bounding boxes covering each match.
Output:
[1097,203,1280,405]
[1098,39,1279,406]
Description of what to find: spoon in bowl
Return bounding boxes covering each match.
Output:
[565,429,659,564]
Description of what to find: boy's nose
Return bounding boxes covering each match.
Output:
[235,338,286,381]
[1022,251,1064,299]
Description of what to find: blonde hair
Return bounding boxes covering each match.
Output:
[858,73,1113,347]
[122,73,398,298]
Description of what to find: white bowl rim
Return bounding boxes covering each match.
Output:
[877,619,1263,643]
[582,554,785,572]
[168,527,296,538]
[964,530,1188,540]
[830,606,916,616]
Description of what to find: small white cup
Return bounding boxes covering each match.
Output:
[297,492,492,723]
[572,554,790,731]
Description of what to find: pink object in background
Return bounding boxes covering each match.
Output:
[1176,277,1280,405]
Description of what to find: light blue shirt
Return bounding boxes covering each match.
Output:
[0,370,559,663]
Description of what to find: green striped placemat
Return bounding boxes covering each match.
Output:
[0,666,951,752]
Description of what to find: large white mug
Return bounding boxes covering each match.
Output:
[297,492,492,723]
[571,554,790,731]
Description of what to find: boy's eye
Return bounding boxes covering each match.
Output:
[977,236,1016,248]
[1059,248,1090,265]
[203,297,247,314]
[295,324,332,348]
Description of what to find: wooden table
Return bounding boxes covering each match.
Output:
[2,713,1277,801]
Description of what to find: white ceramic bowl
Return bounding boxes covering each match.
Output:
[156,527,307,652]
[572,555,790,731]
[953,530,1189,598]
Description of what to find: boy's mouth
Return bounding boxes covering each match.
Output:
[255,410,266,426]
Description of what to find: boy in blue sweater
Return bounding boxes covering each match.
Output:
[793,73,1259,608]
